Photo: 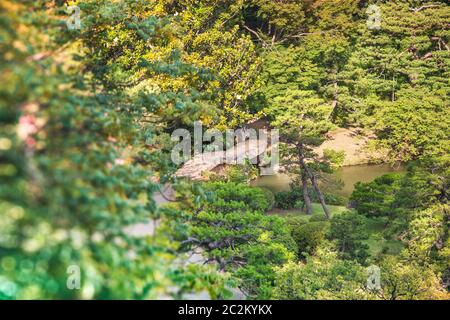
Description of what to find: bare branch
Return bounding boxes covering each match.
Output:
[409,5,442,13]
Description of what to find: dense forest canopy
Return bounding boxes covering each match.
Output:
[0,0,448,299]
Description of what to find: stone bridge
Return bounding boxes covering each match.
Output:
[175,138,274,180]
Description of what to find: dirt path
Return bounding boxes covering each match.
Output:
[314,127,381,166]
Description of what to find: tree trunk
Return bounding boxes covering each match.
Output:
[301,169,312,215]
[329,67,339,121]
[308,171,331,219]
[299,154,331,219]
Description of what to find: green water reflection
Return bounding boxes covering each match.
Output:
[253,164,405,197]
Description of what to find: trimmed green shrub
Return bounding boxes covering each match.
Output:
[288,217,329,258]
[309,215,329,222]
[274,189,302,209]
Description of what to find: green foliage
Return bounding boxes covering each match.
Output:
[0,0,228,299]
[404,204,450,287]
[254,1,449,163]
[323,149,345,168]
[184,182,297,299]
[350,159,449,236]
[259,187,275,211]
[273,245,370,300]
[338,1,450,161]
[162,0,263,128]
[247,0,307,43]
[348,159,449,292]
[378,256,448,300]
[182,0,450,299]
[274,189,302,210]
[309,215,329,222]
[275,187,347,210]
[1,0,449,301]
[287,217,329,258]
[394,157,449,209]
[321,193,348,206]
[328,212,370,264]
[350,173,404,217]
[204,182,270,212]
[370,88,449,162]
[207,162,259,184]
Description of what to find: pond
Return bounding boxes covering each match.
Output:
[253,163,406,198]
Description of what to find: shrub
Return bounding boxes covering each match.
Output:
[309,215,328,222]
[259,187,275,211]
[224,163,259,184]
[322,193,348,206]
[205,182,270,212]
[288,217,329,258]
[274,189,302,209]
[275,187,347,209]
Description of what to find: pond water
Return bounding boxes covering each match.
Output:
[253,164,406,198]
